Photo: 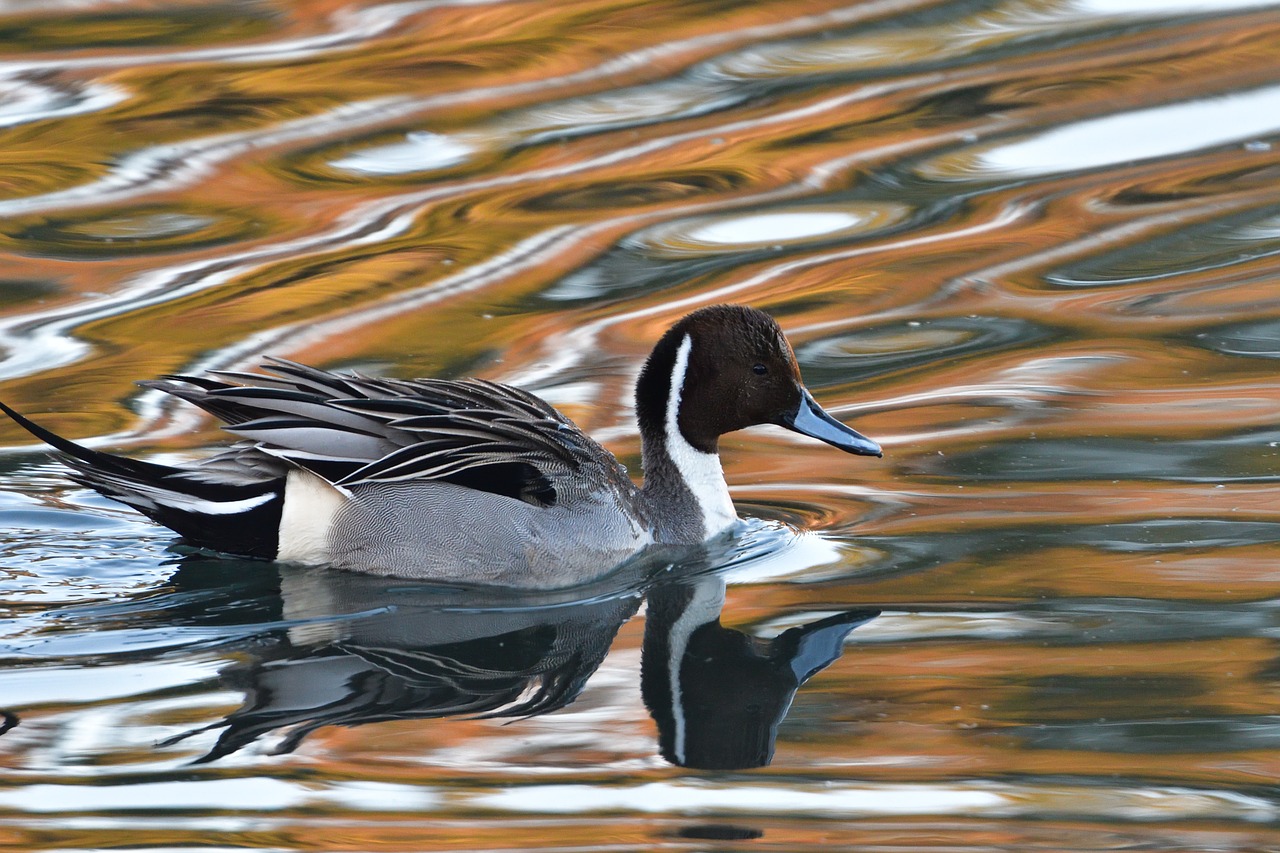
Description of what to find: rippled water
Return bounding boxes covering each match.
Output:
[2,0,1280,849]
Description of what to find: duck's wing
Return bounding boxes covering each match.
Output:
[146,358,632,509]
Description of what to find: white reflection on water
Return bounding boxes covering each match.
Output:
[631,204,912,255]
[470,780,1278,821]
[479,781,1000,815]
[330,131,476,174]
[846,610,1072,641]
[0,778,438,813]
[924,84,1280,180]
[0,659,224,706]
[693,212,871,245]
[1079,0,1278,10]
[0,75,124,129]
[718,530,849,584]
[1232,212,1280,241]
[4,777,1270,821]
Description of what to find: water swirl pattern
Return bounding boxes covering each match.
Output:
[1,0,1279,850]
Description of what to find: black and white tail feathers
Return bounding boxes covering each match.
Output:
[0,400,284,558]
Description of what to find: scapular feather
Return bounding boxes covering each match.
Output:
[134,360,630,509]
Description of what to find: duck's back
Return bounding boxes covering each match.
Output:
[148,360,653,586]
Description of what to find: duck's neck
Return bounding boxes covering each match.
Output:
[637,333,737,543]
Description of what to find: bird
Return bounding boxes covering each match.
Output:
[0,304,881,588]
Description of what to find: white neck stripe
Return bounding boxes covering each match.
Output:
[665,334,737,539]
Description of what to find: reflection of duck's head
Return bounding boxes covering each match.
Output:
[641,576,877,770]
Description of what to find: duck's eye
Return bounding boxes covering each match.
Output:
[752,363,768,376]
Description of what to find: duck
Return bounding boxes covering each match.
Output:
[0,304,881,587]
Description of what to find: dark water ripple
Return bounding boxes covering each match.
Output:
[1197,319,1280,360]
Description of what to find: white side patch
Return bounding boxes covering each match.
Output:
[666,334,737,538]
[276,469,348,564]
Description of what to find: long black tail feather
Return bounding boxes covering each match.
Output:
[0,400,283,559]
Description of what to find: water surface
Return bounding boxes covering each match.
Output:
[1,0,1279,850]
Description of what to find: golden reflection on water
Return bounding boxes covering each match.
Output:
[1,0,1280,849]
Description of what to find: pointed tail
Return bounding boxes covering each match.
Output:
[0,400,284,558]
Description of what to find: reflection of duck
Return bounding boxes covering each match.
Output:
[152,551,876,768]
[167,560,649,763]
[641,575,877,770]
[0,305,879,587]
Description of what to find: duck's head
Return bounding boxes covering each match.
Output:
[636,304,882,457]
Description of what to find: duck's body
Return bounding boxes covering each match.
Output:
[1,305,880,588]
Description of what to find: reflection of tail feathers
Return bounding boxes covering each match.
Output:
[0,400,284,558]
[172,615,629,763]
[347,644,592,719]
[184,659,576,764]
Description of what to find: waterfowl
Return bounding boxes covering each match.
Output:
[0,305,881,587]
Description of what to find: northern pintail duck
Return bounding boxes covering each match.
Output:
[1,305,881,587]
